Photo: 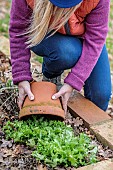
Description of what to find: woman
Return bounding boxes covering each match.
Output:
[9,0,111,113]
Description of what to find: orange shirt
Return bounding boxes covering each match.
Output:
[26,0,100,36]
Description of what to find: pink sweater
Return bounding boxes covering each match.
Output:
[9,0,110,91]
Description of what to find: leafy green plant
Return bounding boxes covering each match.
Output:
[3,116,98,168]
[0,13,10,37]
[34,56,43,63]
[6,79,13,87]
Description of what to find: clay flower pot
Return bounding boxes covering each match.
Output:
[19,81,65,120]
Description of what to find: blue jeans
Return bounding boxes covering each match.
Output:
[31,33,112,111]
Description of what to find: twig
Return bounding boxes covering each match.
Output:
[0,86,18,92]
[0,92,16,108]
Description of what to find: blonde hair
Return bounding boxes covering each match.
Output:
[26,0,81,47]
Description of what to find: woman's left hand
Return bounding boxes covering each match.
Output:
[52,83,73,114]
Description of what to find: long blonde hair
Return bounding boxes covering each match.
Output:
[27,0,81,47]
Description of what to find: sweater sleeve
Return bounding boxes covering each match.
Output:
[64,0,110,91]
[9,0,33,84]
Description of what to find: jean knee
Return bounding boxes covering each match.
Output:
[52,41,82,69]
[91,89,112,111]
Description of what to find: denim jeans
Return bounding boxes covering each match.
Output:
[31,33,112,111]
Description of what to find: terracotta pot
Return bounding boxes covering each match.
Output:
[19,81,65,120]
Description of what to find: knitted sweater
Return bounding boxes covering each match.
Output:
[9,0,110,91]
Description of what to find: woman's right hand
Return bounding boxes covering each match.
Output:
[18,81,34,109]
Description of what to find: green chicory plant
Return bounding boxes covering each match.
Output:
[3,116,98,168]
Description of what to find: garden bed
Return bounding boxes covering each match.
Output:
[1,106,113,170]
[0,52,113,170]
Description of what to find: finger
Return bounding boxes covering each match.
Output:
[62,104,67,114]
[27,91,34,100]
[18,88,25,109]
[18,98,24,109]
[18,100,23,109]
[52,91,65,100]
[62,97,68,114]
[18,94,26,109]
[24,86,34,101]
